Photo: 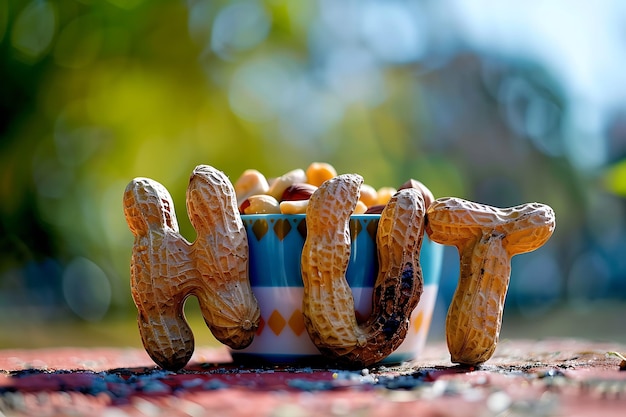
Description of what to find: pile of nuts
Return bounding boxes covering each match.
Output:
[235,162,434,215]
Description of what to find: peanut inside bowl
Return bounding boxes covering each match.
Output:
[230,213,443,365]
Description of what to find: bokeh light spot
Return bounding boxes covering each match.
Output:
[604,159,626,197]
[279,76,344,142]
[62,257,111,322]
[361,1,425,64]
[323,45,383,105]
[211,0,271,61]
[188,0,216,47]
[498,76,563,156]
[11,0,57,63]
[228,57,291,122]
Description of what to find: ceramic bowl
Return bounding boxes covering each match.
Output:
[231,214,443,365]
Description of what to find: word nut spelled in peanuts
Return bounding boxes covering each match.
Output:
[426,197,556,366]
[125,158,557,369]
[123,165,260,371]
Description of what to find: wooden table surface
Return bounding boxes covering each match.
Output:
[1,338,625,417]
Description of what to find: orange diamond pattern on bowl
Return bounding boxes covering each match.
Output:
[296,218,307,239]
[349,218,362,241]
[273,218,292,241]
[413,311,424,333]
[267,310,287,336]
[288,309,306,336]
[366,218,378,240]
[251,219,269,241]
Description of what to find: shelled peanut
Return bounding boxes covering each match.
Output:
[234,162,433,216]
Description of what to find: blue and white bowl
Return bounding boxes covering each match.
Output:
[231,214,443,365]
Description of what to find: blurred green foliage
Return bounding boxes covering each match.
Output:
[1,0,625,343]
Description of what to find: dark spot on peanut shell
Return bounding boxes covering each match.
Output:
[382,315,401,340]
[384,285,396,303]
[400,263,414,295]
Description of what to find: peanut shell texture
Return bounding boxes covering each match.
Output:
[123,165,260,371]
[426,197,556,366]
[301,174,426,367]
